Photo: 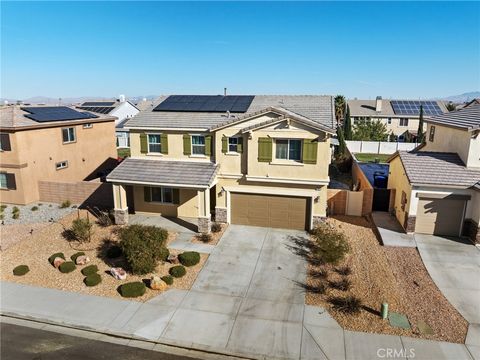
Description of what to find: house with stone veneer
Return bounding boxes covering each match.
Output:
[387,104,480,243]
[106,95,336,232]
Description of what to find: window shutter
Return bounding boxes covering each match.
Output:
[6,173,16,190]
[172,189,180,204]
[160,133,168,154]
[140,133,148,154]
[0,133,11,151]
[221,137,228,153]
[205,135,212,156]
[183,134,191,155]
[258,137,272,162]
[302,139,318,164]
[237,137,243,153]
[144,187,151,202]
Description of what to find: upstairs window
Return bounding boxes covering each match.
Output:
[387,118,392,124]
[275,139,302,161]
[56,161,68,170]
[228,137,238,152]
[0,173,7,189]
[429,126,435,142]
[399,118,409,127]
[148,134,161,153]
[83,123,93,129]
[0,133,11,151]
[62,127,76,143]
[192,135,205,155]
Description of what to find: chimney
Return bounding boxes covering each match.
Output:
[375,96,382,112]
[224,88,227,96]
[119,94,126,103]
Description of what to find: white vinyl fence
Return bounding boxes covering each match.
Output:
[346,141,417,155]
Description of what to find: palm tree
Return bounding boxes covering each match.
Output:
[334,95,346,123]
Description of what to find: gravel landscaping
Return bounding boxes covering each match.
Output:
[304,215,468,343]
[191,223,228,245]
[0,202,76,225]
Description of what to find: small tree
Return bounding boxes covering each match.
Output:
[343,105,353,140]
[352,119,388,141]
[336,126,347,158]
[416,105,425,144]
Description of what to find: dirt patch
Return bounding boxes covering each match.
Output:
[0,223,50,251]
[0,210,207,302]
[191,223,228,246]
[304,216,467,343]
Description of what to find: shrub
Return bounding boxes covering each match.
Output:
[13,265,29,276]
[12,212,20,220]
[309,268,328,279]
[161,275,174,285]
[97,210,113,227]
[71,218,94,243]
[118,225,168,274]
[31,206,39,211]
[59,200,71,208]
[197,233,212,243]
[211,222,222,233]
[81,264,98,276]
[329,295,363,314]
[107,245,122,259]
[0,205,7,211]
[178,251,200,267]
[0,214,4,220]
[84,273,102,287]
[158,247,170,262]
[59,261,76,273]
[12,206,19,213]
[70,251,85,262]
[169,265,186,278]
[328,278,351,291]
[119,282,146,298]
[335,266,351,276]
[310,223,349,265]
[48,252,65,264]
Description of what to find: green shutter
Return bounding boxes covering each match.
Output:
[140,133,148,154]
[237,137,243,153]
[183,134,191,155]
[144,187,151,202]
[221,136,228,153]
[173,189,180,204]
[160,133,168,154]
[302,139,318,164]
[258,137,272,162]
[205,135,212,156]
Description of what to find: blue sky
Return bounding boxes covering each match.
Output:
[1,1,479,99]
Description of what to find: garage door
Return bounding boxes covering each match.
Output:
[231,193,309,230]
[416,198,465,236]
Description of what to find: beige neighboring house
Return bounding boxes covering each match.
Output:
[0,105,117,205]
[387,104,480,243]
[106,95,336,232]
[348,96,448,141]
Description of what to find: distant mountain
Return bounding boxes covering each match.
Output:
[441,91,480,104]
[0,95,158,106]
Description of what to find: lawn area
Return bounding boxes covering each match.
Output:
[117,148,131,158]
[354,153,391,163]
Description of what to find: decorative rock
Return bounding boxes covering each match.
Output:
[167,254,179,264]
[53,257,65,269]
[75,255,90,265]
[110,267,127,280]
[150,275,167,291]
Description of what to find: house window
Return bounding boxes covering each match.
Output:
[62,127,76,143]
[429,126,435,142]
[0,133,9,151]
[192,135,205,155]
[399,118,409,127]
[148,134,161,153]
[149,187,173,204]
[387,118,392,124]
[56,161,68,170]
[276,139,302,161]
[0,173,7,189]
[83,123,93,129]
[228,137,238,152]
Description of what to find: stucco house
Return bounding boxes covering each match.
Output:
[387,104,480,242]
[0,105,117,205]
[348,96,448,141]
[106,95,336,232]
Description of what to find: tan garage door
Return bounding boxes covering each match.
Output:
[231,193,308,230]
[416,198,465,236]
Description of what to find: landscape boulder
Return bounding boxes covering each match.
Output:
[150,275,167,291]
[110,267,127,280]
[53,257,65,269]
[75,255,90,265]
[167,254,179,264]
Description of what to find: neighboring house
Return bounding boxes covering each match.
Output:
[387,104,480,243]
[76,95,139,148]
[0,105,117,205]
[348,96,448,141]
[106,95,336,232]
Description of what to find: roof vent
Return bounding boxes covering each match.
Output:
[376,96,382,112]
[119,94,126,103]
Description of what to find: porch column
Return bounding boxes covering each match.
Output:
[197,188,211,233]
[113,184,129,225]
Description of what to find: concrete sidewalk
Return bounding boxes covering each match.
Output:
[372,212,416,247]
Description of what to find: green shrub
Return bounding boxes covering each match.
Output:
[84,273,102,287]
[48,252,65,264]
[59,261,76,273]
[81,264,98,276]
[59,200,71,209]
[0,214,4,220]
[13,265,29,276]
[310,223,349,265]
[211,222,222,233]
[12,212,20,220]
[71,218,94,243]
[70,251,85,262]
[107,245,122,259]
[118,224,168,274]
[197,233,212,243]
[158,247,170,262]
[329,295,363,314]
[31,206,39,211]
[178,251,200,267]
[12,206,19,213]
[161,275,174,285]
[119,282,146,298]
[169,265,186,278]
[0,205,7,212]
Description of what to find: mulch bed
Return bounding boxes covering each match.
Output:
[191,223,228,246]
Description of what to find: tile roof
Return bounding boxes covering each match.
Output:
[347,99,447,118]
[426,103,480,131]
[392,151,480,188]
[124,95,335,131]
[106,158,219,188]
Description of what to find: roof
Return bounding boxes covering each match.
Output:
[106,158,219,188]
[124,95,335,131]
[76,100,139,115]
[347,99,447,117]
[0,105,115,130]
[426,103,480,131]
[389,151,480,188]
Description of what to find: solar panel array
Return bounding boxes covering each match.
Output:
[77,106,115,114]
[22,107,99,122]
[153,95,255,113]
[81,101,115,107]
[391,100,443,116]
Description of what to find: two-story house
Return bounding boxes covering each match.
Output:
[106,95,336,232]
[0,105,117,204]
[387,104,480,243]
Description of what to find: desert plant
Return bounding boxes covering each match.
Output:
[59,200,71,209]
[84,273,102,287]
[118,224,168,274]
[59,261,76,273]
[81,264,98,276]
[71,218,94,243]
[0,205,7,211]
[31,206,39,211]
[96,210,113,227]
[12,206,19,213]
[310,223,349,265]
[70,251,85,262]
[48,252,65,264]
[328,278,351,291]
[178,251,200,267]
[335,266,351,276]
[12,212,19,219]
[211,222,222,233]
[107,245,122,259]
[0,214,4,220]
[329,295,363,314]
[158,247,170,262]
[309,268,328,279]
[197,233,212,243]
[161,275,174,285]
[13,265,29,276]
[169,265,186,278]
[119,282,146,298]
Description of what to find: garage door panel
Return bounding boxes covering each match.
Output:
[416,198,465,237]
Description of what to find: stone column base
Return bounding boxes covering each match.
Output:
[215,207,228,223]
[404,214,416,233]
[114,209,129,225]
[198,215,211,234]
[464,219,480,244]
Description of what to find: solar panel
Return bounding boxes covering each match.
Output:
[81,101,115,107]
[391,100,443,116]
[77,106,115,114]
[22,107,99,122]
[153,95,255,113]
